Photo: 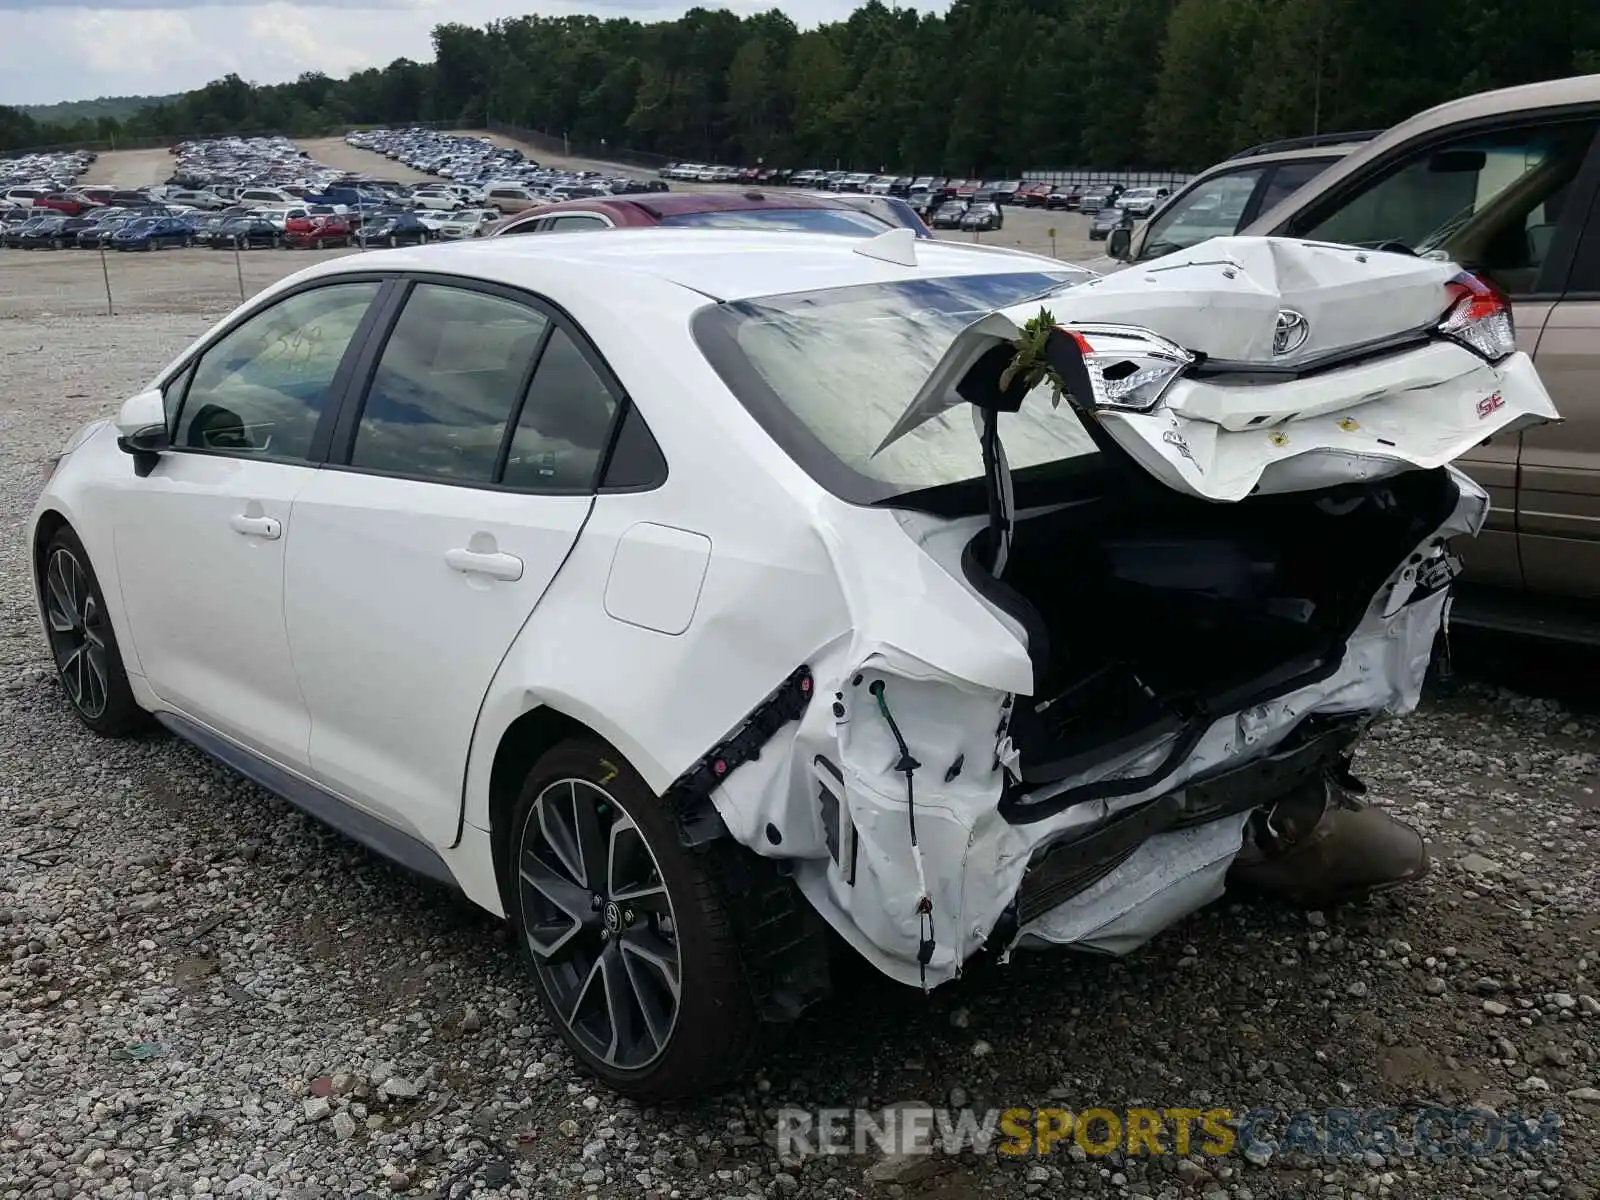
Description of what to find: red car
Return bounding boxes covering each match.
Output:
[1017,182,1053,207]
[35,193,95,216]
[282,214,353,250]
[488,190,930,238]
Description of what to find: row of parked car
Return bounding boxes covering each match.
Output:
[344,129,670,213]
[656,164,1182,215]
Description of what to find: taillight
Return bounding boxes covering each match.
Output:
[1438,270,1516,362]
[1059,325,1194,412]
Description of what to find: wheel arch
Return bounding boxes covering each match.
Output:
[31,507,71,597]
[484,704,598,906]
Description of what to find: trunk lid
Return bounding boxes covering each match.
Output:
[876,237,1559,503]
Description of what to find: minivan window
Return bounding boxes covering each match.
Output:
[1294,119,1599,294]
[1137,168,1264,260]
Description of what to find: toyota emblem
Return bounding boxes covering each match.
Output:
[1273,309,1311,356]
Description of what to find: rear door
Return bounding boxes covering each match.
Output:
[1518,154,1600,597]
[284,278,625,846]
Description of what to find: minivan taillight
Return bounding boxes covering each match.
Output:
[1438,270,1516,362]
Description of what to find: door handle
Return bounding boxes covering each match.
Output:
[229,513,281,540]
[445,547,524,582]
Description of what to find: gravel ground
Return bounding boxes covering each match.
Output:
[0,170,1598,1200]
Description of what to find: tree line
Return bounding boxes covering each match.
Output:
[4,0,1598,173]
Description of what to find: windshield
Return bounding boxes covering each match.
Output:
[693,269,1098,505]
[659,208,888,236]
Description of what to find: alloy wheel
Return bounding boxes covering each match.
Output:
[43,548,109,720]
[518,778,681,1071]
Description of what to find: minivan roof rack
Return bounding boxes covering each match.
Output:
[1228,129,1384,159]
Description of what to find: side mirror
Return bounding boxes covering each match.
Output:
[115,388,170,478]
[1107,227,1133,261]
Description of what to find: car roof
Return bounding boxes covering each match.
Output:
[291,227,1069,303]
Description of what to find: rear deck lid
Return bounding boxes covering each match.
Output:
[876,237,1559,502]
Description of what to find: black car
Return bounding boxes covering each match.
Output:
[210,217,280,250]
[5,215,67,249]
[15,215,74,249]
[356,212,431,247]
[929,200,967,230]
[1090,203,1133,240]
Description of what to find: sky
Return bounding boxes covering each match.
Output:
[0,0,884,107]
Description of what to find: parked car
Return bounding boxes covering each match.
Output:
[282,214,353,250]
[1044,185,1080,211]
[959,201,1003,232]
[30,228,1556,1100]
[210,216,282,250]
[1017,182,1053,207]
[110,217,194,251]
[1107,74,1600,639]
[355,212,432,247]
[433,209,499,240]
[1102,139,1363,267]
[484,184,541,214]
[489,192,904,238]
[1089,204,1132,240]
[929,200,967,229]
[1117,186,1170,218]
[76,217,137,249]
[1077,183,1125,213]
[13,214,73,249]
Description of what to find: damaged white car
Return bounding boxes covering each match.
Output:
[29,229,1557,1099]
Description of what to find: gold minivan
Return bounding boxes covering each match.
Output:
[1110,75,1600,641]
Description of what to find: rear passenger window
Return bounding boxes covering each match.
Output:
[502,327,619,490]
[350,285,549,482]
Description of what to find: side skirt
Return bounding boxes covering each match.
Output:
[154,711,460,891]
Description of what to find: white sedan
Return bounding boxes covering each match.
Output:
[29,229,1556,1099]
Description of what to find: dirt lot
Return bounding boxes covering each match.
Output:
[0,143,1596,1200]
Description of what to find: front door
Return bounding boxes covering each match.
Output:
[285,280,622,846]
[111,280,382,768]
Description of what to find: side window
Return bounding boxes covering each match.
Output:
[173,282,379,462]
[349,284,550,482]
[502,327,619,490]
[544,215,609,232]
[1295,120,1598,294]
[1256,160,1332,220]
[1137,168,1265,260]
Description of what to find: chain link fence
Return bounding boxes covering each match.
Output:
[0,242,360,321]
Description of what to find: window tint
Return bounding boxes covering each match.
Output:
[543,214,609,231]
[1257,160,1331,218]
[1137,168,1264,260]
[1295,120,1597,293]
[502,327,619,490]
[350,284,549,482]
[174,282,378,462]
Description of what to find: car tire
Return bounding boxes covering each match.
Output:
[39,526,150,738]
[508,738,759,1101]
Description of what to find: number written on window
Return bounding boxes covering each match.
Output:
[173,282,379,462]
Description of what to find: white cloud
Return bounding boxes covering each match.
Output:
[1,0,888,108]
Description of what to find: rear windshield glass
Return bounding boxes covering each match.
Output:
[694,270,1098,506]
[658,207,889,236]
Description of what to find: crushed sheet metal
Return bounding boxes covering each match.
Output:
[707,473,1485,989]
[1014,810,1250,955]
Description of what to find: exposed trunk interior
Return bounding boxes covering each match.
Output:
[963,468,1461,816]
